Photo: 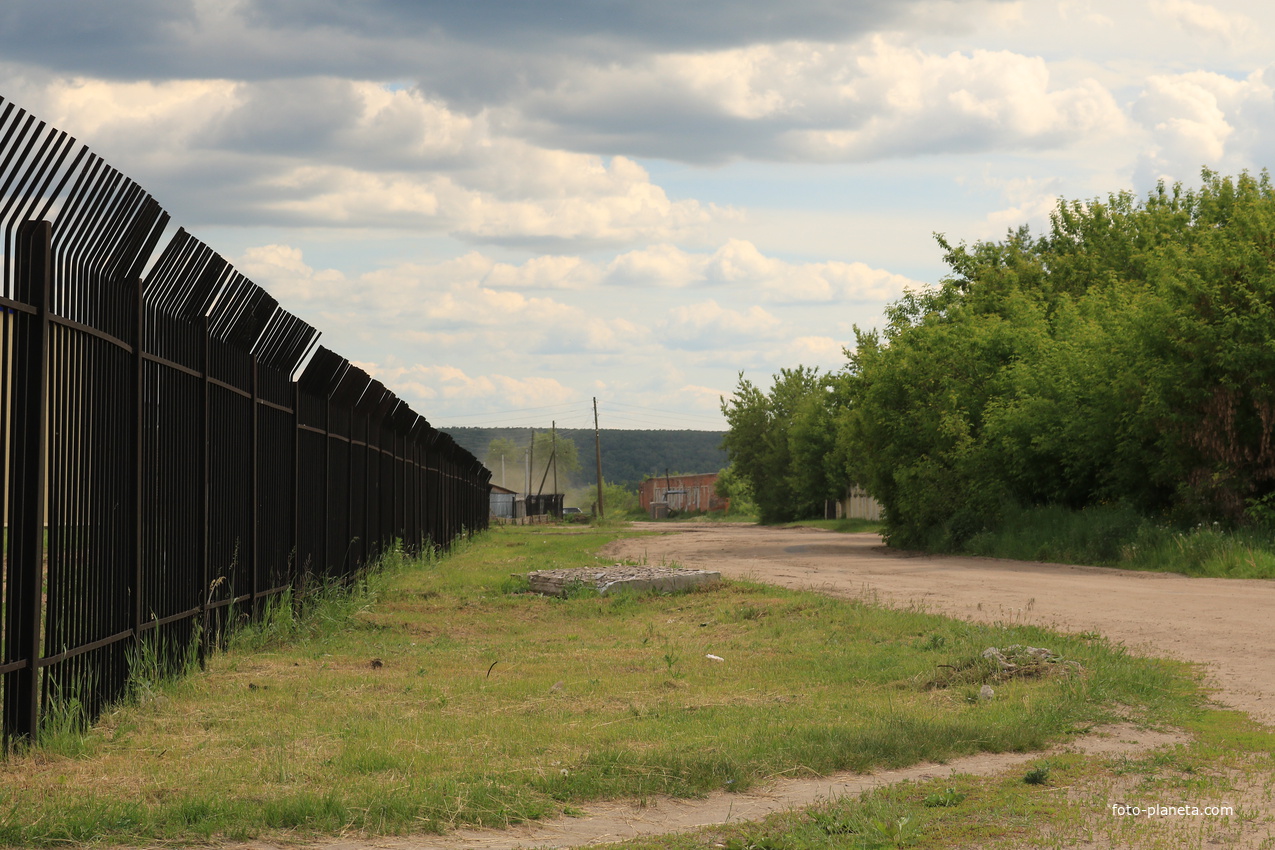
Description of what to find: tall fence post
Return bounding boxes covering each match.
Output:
[291,382,301,593]
[4,220,52,743]
[250,354,259,618]
[322,393,330,575]
[132,268,145,646]
[198,316,210,666]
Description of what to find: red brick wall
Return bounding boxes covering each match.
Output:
[639,472,729,513]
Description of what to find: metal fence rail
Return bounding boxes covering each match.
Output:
[0,96,491,746]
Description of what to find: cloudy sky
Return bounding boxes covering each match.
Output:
[2,0,1270,431]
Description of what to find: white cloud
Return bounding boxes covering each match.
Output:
[20,76,718,243]
[605,244,703,287]
[1057,0,1113,28]
[660,300,784,350]
[1150,0,1254,43]
[513,36,1125,163]
[598,239,920,301]
[769,335,848,366]
[236,244,655,361]
[1132,68,1273,185]
[968,174,1066,238]
[482,255,600,290]
[354,359,577,411]
[784,39,1125,160]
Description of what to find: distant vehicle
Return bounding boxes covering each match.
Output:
[562,507,583,515]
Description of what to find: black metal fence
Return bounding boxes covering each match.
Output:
[0,96,492,746]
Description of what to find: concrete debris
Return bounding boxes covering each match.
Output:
[981,645,1057,670]
[527,565,722,598]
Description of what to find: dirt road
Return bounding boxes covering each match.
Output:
[605,522,1275,725]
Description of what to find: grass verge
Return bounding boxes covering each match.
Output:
[608,710,1275,849]
[964,503,1275,579]
[785,517,884,534]
[0,526,1204,846]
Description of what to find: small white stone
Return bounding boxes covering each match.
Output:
[979,685,995,700]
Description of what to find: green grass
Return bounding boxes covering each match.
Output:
[785,517,884,534]
[605,708,1275,850]
[0,526,1205,846]
[964,503,1275,578]
[622,509,761,523]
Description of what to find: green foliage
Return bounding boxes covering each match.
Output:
[966,503,1275,578]
[532,431,582,481]
[714,462,757,516]
[839,170,1275,548]
[923,787,966,808]
[1023,761,1052,786]
[601,479,639,515]
[721,367,847,523]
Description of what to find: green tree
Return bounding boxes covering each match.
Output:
[839,169,1275,547]
[721,366,832,523]
[714,463,756,516]
[601,479,638,515]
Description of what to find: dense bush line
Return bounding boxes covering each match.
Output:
[724,171,1275,549]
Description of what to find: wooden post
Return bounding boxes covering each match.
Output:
[594,398,604,518]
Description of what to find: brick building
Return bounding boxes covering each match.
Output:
[638,472,729,515]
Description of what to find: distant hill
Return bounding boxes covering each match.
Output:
[444,427,727,489]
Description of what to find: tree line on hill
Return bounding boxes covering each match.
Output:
[444,427,728,493]
[724,171,1275,546]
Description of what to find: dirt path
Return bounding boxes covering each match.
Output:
[607,522,1275,725]
[258,725,1178,850]
[232,523,1275,850]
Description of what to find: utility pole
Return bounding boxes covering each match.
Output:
[528,431,534,500]
[551,421,558,516]
[594,397,605,517]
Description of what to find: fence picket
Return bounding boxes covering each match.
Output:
[0,97,492,747]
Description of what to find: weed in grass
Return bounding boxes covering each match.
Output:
[1024,761,1053,785]
[500,573,530,594]
[662,643,683,678]
[807,793,924,848]
[919,633,946,651]
[36,688,91,759]
[923,787,966,808]
[562,578,599,599]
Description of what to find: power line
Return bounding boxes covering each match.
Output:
[598,411,725,430]
[443,401,590,420]
[599,405,723,426]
